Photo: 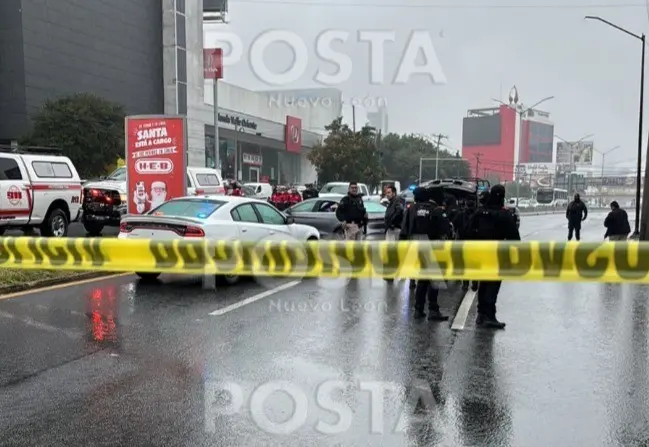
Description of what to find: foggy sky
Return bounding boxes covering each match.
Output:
[205,0,649,170]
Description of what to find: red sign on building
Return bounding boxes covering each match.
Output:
[125,115,188,214]
[285,116,302,153]
[204,48,223,79]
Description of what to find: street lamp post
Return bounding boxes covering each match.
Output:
[585,15,644,237]
[594,145,620,207]
[594,145,620,180]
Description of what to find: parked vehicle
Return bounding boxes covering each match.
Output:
[118,195,320,284]
[0,146,82,237]
[82,166,224,236]
[244,182,273,200]
[285,193,388,239]
[319,182,370,199]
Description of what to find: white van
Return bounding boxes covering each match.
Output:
[187,168,225,196]
[244,182,273,199]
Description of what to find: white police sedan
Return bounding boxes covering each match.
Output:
[118,195,320,284]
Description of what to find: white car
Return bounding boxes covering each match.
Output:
[118,195,320,284]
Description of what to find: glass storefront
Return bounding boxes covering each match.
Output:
[205,125,301,184]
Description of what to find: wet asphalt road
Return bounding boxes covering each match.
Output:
[5,223,119,238]
[0,211,646,446]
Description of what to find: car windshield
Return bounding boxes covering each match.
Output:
[320,184,350,194]
[149,199,225,219]
[106,167,126,181]
[242,185,256,195]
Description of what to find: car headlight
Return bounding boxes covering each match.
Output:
[119,194,127,202]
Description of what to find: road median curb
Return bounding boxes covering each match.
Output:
[0,271,129,296]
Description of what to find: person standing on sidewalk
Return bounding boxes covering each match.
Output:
[335,182,368,240]
[383,185,403,283]
[604,200,630,241]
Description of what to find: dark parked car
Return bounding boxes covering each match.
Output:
[285,193,388,239]
[398,178,490,209]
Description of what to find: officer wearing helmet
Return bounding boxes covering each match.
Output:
[467,184,520,329]
[399,185,450,321]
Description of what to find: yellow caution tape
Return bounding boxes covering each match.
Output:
[0,237,646,283]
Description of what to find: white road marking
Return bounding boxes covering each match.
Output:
[208,281,301,316]
[0,310,81,338]
[451,289,477,331]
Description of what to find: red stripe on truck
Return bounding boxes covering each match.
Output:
[31,184,82,190]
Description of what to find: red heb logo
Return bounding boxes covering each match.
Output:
[7,186,22,205]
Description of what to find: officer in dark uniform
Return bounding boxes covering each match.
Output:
[400,185,450,321]
[453,198,477,292]
[467,184,520,329]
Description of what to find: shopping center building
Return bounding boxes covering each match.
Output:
[0,0,334,185]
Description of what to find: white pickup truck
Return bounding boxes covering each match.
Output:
[0,149,82,237]
[318,182,371,199]
[81,166,225,235]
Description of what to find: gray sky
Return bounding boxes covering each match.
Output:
[208,0,649,169]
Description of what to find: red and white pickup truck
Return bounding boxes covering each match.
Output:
[81,166,225,236]
[0,151,82,237]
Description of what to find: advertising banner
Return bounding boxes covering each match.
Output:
[125,115,187,215]
[519,163,554,188]
[556,141,594,166]
[203,48,223,80]
[285,116,302,153]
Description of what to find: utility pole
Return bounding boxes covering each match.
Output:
[474,153,482,178]
[430,133,448,179]
[352,105,356,132]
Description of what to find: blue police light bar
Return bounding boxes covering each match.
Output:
[408,184,417,191]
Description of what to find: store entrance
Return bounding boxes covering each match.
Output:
[249,167,260,183]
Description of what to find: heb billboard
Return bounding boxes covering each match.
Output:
[125,115,188,214]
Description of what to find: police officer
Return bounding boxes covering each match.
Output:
[566,193,588,241]
[467,184,520,329]
[399,185,450,321]
[454,198,478,292]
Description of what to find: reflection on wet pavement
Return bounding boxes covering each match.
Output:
[0,212,648,445]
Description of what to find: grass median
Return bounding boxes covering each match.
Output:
[0,269,85,287]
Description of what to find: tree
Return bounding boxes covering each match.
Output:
[21,93,126,178]
[307,118,386,187]
[505,181,532,198]
[378,134,471,187]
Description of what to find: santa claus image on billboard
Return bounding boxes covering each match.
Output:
[149,181,167,210]
[133,181,148,214]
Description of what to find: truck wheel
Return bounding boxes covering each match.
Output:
[83,221,104,236]
[136,272,160,281]
[41,209,68,237]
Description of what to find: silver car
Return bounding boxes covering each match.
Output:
[285,193,388,239]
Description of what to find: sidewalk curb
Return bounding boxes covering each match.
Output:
[0,271,127,296]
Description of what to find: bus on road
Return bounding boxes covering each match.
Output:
[536,188,568,207]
